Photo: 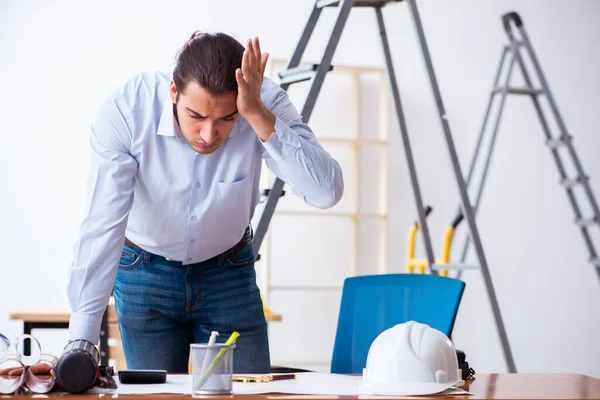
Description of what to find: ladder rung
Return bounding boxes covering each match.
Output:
[279,71,314,86]
[431,263,479,271]
[546,134,572,149]
[317,0,400,7]
[561,175,589,189]
[278,64,333,86]
[493,87,543,95]
[316,0,339,8]
[509,87,543,95]
[278,65,316,78]
[575,217,598,227]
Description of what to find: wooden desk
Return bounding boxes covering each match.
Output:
[9,311,282,326]
[2,374,600,399]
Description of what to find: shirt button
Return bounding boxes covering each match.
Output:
[191,216,197,221]
[195,182,201,188]
[187,258,192,262]
[190,239,196,243]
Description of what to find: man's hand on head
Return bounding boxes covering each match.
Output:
[235,36,277,142]
[235,36,269,119]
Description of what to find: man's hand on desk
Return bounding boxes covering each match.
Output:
[0,363,54,376]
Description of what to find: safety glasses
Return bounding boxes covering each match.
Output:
[0,333,58,394]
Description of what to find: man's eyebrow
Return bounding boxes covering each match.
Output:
[185,107,238,119]
[219,110,239,119]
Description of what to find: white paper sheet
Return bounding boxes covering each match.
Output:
[235,373,361,396]
[89,374,193,395]
[88,373,471,396]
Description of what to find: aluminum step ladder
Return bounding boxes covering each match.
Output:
[251,0,517,373]
[456,12,600,284]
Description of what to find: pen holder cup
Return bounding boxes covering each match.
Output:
[190,343,236,395]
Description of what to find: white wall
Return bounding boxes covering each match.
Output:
[1,0,599,377]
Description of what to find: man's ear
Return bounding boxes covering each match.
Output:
[169,80,178,104]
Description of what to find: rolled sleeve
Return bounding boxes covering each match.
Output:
[260,117,301,162]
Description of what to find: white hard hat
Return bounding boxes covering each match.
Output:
[359,321,463,396]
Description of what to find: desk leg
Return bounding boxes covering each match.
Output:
[23,322,33,356]
[99,308,109,366]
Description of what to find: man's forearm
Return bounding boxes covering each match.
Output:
[261,119,344,209]
[246,106,277,142]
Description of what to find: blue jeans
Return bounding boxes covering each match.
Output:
[113,239,270,373]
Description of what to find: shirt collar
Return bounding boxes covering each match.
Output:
[156,94,183,137]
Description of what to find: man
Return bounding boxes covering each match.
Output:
[65,31,343,374]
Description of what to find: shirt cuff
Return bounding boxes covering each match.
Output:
[261,117,301,162]
[68,312,103,345]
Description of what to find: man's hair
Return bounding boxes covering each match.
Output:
[173,31,244,96]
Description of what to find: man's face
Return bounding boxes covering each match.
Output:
[170,80,239,154]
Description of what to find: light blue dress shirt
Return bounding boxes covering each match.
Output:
[67,71,344,343]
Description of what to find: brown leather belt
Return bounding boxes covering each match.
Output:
[124,227,253,263]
